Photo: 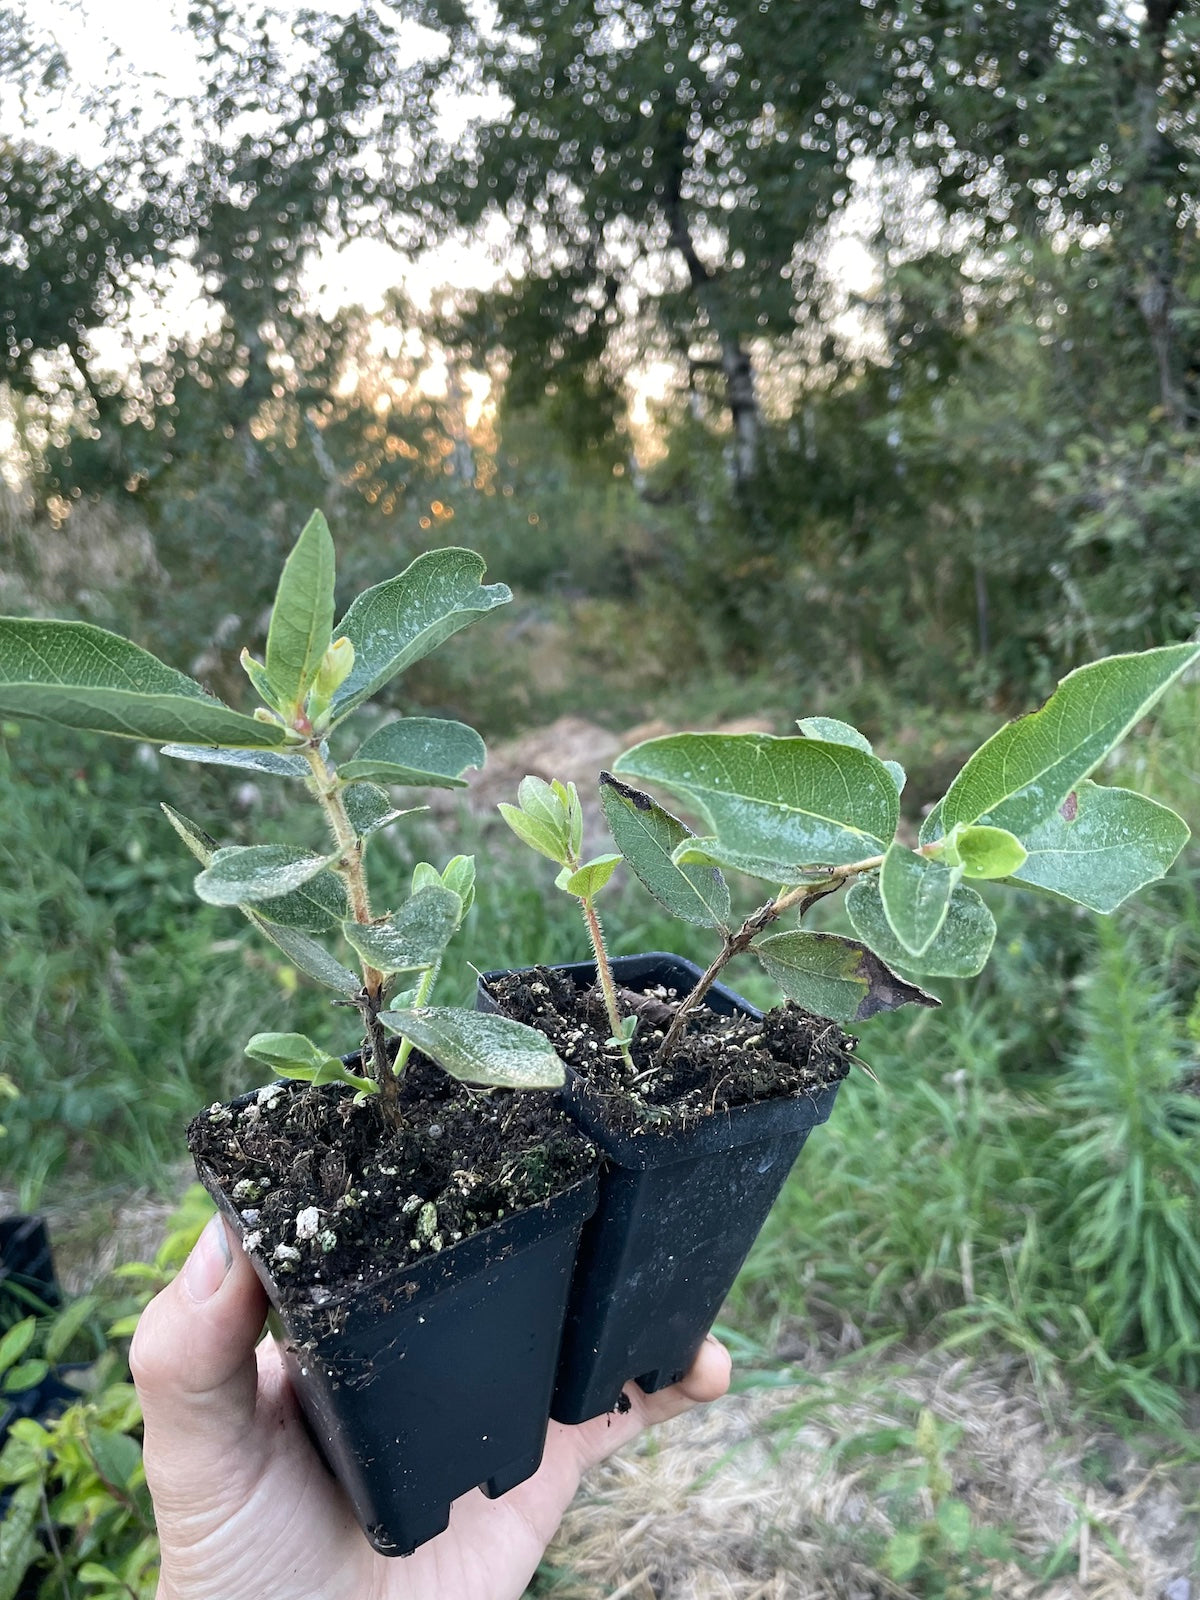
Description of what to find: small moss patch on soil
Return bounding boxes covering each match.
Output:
[486,966,853,1136]
[188,1052,595,1315]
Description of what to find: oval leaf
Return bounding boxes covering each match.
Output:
[798,716,906,795]
[161,744,310,777]
[343,782,415,837]
[938,643,1200,838]
[1012,781,1190,912]
[330,549,511,717]
[954,824,1028,880]
[253,869,349,932]
[195,845,336,906]
[879,842,959,957]
[379,1007,566,1088]
[600,770,731,928]
[614,732,898,871]
[340,884,461,973]
[846,876,997,979]
[755,930,940,1022]
[242,913,362,995]
[0,618,289,747]
[557,853,622,899]
[244,1032,372,1091]
[498,802,568,864]
[340,715,486,788]
[266,509,336,710]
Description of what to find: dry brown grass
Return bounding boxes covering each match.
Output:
[540,1352,1196,1599]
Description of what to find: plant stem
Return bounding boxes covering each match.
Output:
[394,959,440,1073]
[580,895,635,1075]
[653,847,897,1065]
[301,742,401,1118]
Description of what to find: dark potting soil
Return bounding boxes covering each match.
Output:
[485,966,854,1137]
[188,1051,595,1314]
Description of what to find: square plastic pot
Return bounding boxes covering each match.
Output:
[194,1089,598,1556]
[479,954,842,1425]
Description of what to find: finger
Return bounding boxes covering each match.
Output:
[130,1214,268,1490]
[562,1333,732,1475]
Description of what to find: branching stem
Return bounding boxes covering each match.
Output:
[654,844,925,1065]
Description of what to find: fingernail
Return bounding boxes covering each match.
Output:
[183,1214,233,1303]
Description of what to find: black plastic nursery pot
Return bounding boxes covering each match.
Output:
[194,1091,598,1557]
[479,954,843,1426]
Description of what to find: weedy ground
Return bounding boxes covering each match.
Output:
[3,683,1200,1595]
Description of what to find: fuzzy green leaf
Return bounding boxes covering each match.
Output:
[0,618,289,746]
[0,1484,42,1600]
[161,806,360,992]
[879,842,959,957]
[498,802,568,864]
[252,869,349,933]
[244,1032,373,1091]
[195,845,336,906]
[242,915,361,994]
[846,877,997,978]
[330,549,510,717]
[953,824,1028,880]
[755,930,940,1021]
[343,782,415,837]
[265,509,336,709]
[615,732,898,875]
[440,854,477,915]
[670,836,833,887]
[938,644,1200,838]
[556,853,622,899]
[340,884,461,973]
[340,716,486,787]
[1012,781,1190,912]
[599,771,731,928]
[160,743,310,777]
[798,716,906,794]
[379,1007,566,1088]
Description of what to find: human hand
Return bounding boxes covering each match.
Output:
[131,1214,731,1600]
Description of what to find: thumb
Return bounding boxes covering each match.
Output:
[130,1214,268,1500]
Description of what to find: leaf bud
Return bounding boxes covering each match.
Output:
[309,636,356,718]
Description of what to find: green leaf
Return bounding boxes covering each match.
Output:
[670,836,832,887]
[879,842,959,957]
[952,824,1027,880]
[798,715,906,794]
[0,1318,36,1378]
[252,869,348,933]
[244,1032,372,1091]
[44,1295,98,1364]
[599,771,731,928]
[242,914,361,995]
[195,845,336,906]
[330,549,511,717]
[379,1007,566,1088]
[265,510,336,710]
[86,1426,142,1492]
[0,1482,41,1600]
[340,884,461,973]
[614,732,898,873]
[754,930,940,1022]
[556,853,622,899]
[160,803,217,866]
[885,1529,924,1583]
[846,877,997,978]
[343,782,414,837]
[0,618,290,746]
[161,806,360,993]
[498,802,569,864]
[339,716,486,787]
[2,1359,49,1394]
[1012,781,1190,912]
[160,744,310,777]
[440,854,476,915]
[938,644,1200,838]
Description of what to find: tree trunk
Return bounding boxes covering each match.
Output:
[662,148,761,485]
